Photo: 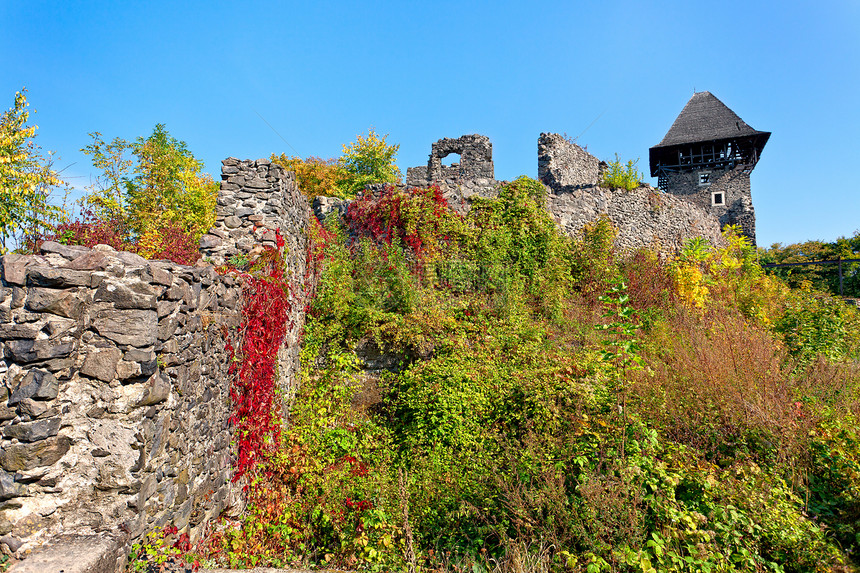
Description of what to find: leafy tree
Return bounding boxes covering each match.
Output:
[0,89,65,252]
[336,128,401,197]
[127,124,218,241]
[761,233,860,297]
[80,132,134,223]
[81,124,218,244]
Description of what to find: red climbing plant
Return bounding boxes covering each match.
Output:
[226,231,290,480]
[346,184,462,272]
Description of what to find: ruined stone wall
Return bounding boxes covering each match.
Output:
[548,185,725,252]
[0,159,310,572]
[538,133,602,190]
[200,157,308,279]
[200,158,309,402]
[404,135,502,214]
[538,133,725,252]
[406,134,494,188]
[0,244,240,569]
[364,179,503,217]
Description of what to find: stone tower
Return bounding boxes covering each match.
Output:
[649,92,770,244]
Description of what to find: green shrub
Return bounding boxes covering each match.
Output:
[600,154,643,191]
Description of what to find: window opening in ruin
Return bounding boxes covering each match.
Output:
[699,172,711,186]
[441,153,461,167]
[712,191,724,206]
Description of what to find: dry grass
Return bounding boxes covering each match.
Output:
[634,302,860,476]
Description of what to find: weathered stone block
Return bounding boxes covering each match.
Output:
[6,532,126,573]
[5,339,74,364]
[80,348,122,382]
[137,373,170,407]
[92,309,157,347]
[16,399,49,419]
[94,280,157,310]
[3,417,60,442]
[0,471,26,501]
[199,234,222,250]
[0,406,16,421]
[146,264,173,287]
[67,251,110,271]
[116,360,142,380]
[157,316,179,341]
[39,241,89,260]
[8,369,59,404]
[0,436,71,471]
[27,267,95,288]
[0,322,43,339]
[1,256,29,287]
[25,287,86,319]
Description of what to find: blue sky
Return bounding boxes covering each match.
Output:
[2,0,858,247]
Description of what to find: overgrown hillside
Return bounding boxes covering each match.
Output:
[9,87,856,572]
[204,179,860,573]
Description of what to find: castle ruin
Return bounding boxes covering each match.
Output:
[401,92,768,248]
[0,93,770,571]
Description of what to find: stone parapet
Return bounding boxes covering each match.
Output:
[0,242,241,566]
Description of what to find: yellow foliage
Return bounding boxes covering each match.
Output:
[672,263,709,309]
[270,154,347,199]
[0,89,65,252]
[81,124,217,243]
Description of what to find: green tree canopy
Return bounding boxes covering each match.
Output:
[81,123,218,245]
[336,128,401,197]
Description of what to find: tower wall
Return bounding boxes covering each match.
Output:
[663,166,755,244]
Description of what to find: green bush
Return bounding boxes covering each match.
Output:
[600,154,643,191]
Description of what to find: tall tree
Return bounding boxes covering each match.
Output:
[336,128,401,197]
[0,89,65,252]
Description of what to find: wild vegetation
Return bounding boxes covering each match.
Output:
[202,177,860,572]
[600,154,644,191]
[271,127,401,200]
[762,234,860,298]
[0,89,67,253]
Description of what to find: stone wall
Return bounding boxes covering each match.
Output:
[200,157,309,278]
[548,185,725,252]
[538,133,725,252]
[364,179,503,217]
[200,157,310,403]
[406,134,494,187]
[404,135,502,215]
[538,133,602,190]
[0,243,240,569]
[0,132,743,569]
[0,159,310,571]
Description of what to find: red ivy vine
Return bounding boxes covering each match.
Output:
[304,216,337,310]
[225,231,290,481]
[346,185,455,264]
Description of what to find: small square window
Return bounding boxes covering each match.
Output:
[699,172,711,186]
[712,192,724,206]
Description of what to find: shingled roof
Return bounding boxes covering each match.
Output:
[653,91,768,148]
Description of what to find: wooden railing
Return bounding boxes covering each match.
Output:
[761,257,860,297]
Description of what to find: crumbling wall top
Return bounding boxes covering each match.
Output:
[538,133,600,192]
[420,134,494,184]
